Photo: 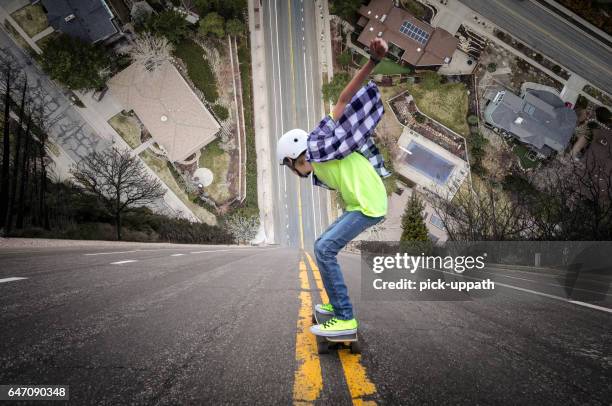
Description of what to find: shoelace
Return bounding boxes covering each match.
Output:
[322,318,337,328]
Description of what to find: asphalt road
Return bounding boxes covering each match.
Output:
[1,242,610,404]
[263,0,330,249]
[458,0,612,93]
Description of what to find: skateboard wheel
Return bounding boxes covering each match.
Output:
[350,341,361,354]
[316,336,329,354]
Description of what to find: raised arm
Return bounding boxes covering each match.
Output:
[331,38,388,121]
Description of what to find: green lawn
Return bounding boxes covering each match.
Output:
[359,56,412,75]
[407,77,470,136]
[139,149,217,224]
[199,139,231,203]
[36,31,60,50]
[511,141,540,169]
[174,39,218,103]
[108,113,141,149]
[11,4,48,37]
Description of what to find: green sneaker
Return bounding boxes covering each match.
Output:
[310,317,358,337]
[315,303,335,315]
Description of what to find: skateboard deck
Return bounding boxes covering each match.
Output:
[312,309,361,354]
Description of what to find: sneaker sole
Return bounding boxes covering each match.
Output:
[309,326,357,337]
[315,308,335,315]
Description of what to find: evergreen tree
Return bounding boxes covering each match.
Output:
[400,193,429,242]
[39,34,110,90]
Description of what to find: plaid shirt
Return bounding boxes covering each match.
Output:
[305,80,391,190]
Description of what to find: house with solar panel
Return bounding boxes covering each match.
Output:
[483,86,578,158]
[355,0,458,69]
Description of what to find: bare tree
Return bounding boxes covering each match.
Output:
[4,78,28,234]
[529,149,612,240]
[0,66,11,229]
[15,112,32,229]
[127,32,174,72]
[71,147,165,240]
[430,179,533,241]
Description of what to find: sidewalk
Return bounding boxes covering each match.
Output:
[248,0,276,244]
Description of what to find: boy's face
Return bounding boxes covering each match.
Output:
[287,156,313,178]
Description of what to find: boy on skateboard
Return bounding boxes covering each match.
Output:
[276,38,390,337]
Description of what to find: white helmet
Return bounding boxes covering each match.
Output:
[277,128,308,165]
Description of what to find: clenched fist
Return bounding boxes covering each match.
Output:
[369,38,388,59]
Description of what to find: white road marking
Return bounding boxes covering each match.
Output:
[488,265,608,284]
[0,277,27,283]
[171,254,185,257]
[190,248,267,254]
[434,268,612,314]
[85,250,140,256]
[111,260,137,265]
[474,268,612,297]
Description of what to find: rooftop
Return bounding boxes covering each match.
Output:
[484,88,577,154]
[356,0,458,67]
[41,0,118,43]
[108,61,220,162]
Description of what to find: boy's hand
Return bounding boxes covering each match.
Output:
[369,38,388,60]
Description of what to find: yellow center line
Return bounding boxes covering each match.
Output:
[293,258,323,404]
[304,251,379,405]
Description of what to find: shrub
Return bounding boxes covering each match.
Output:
[144,9,188,44]
[212,104,229,121]
[39,33,110,90]
[467,115,479,125]
[595,107,611,124]
[575,95,589,110]
[174,39,218,102]
[587,121,600,130]
[414,112,426,124]
[487,62,497,72]
[551,64,562,74]
[337,51,352,68]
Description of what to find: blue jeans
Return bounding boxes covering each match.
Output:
[314,210,384,320]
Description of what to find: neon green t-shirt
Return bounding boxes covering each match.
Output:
[311,151,388,217]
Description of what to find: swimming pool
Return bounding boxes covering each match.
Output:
[403,142,455,184]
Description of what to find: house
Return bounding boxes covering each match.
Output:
[38,0,121,43]
[355,0,458,69]
[484,87,577,158]
[107,61,220,163]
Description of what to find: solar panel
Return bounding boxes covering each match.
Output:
[399,21,430,45]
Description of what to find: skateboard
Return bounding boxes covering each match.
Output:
[311,310,361,354]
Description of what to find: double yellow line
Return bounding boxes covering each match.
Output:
[292,253,377,405]
[284,0,377,402]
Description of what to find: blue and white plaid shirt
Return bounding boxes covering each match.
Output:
[305,80,391,190]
